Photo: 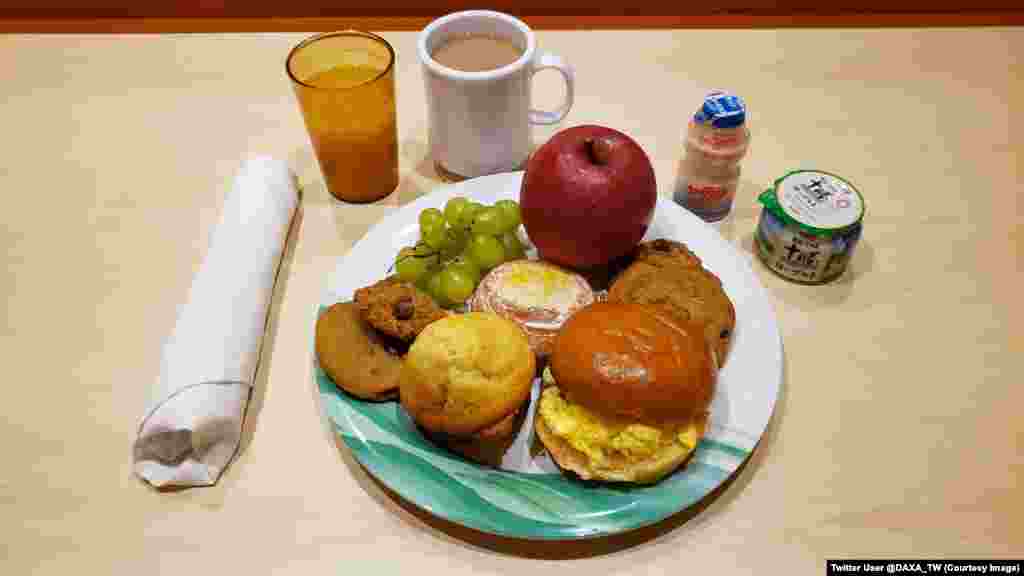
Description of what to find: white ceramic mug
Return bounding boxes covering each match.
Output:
[418,10,575,179]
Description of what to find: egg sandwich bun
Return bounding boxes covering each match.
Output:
[400,312,536,466]
[535,302,715,484]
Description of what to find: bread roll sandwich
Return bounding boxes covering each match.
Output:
[400,312,536,466]
[535,302,716,484]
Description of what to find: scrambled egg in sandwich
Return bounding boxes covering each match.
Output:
[538,367,705,481]
[534,302,715,484]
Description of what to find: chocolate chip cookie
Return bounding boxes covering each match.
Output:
[354,277,447,342]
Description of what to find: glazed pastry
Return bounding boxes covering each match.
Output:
[468,260,595,359]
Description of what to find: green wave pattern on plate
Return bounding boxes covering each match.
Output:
[318,364,748,539]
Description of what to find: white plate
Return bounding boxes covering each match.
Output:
[316,171,782,539]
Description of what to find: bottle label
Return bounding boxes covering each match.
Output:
[688,183,730,203]
[683,181,737,220]
[701,133,742,148]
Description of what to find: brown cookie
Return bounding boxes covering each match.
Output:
[633,238,703,270]
[315,302,402,401]
[584,239,702,293]
[608,261,735,366]
[354,277,447,342]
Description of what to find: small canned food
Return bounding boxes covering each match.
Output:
[755,170,865,284]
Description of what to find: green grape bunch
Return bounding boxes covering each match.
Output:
[392,196,526,308]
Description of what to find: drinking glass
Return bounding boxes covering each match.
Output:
[287,31,398,203]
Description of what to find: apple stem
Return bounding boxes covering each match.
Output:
[584,137,614,166]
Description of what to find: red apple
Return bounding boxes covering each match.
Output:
[520,125,657,269]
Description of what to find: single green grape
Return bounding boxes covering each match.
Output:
[449,254,481,286]
[468,233,506,271]
[491,207,515,234]
[420,215,440,235]
[440,234,461,260]
[462,202,485,227]
[440,266,476,304]
[442,227,467,260]
[443,197,469,228]
[500,231,526,261]
[421,223,448,250]
[419,208,445,232]
[495,199,518,214]
[494,200,522,232]
[412,242,442,273]
[470,207,504,236]
[395,246,430,284]
[425,270,448,306]
[417,240,442,260]
[414,269,432,292]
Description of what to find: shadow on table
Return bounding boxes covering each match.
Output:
[296,172,429,209]
[289,142,432,207]
[289,147,326,202]
[238,204,303,456]
[322,351,789,558]
[707,178,766,243]
[405,137,435,181]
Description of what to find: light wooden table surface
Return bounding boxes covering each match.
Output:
[1,28,1021,574]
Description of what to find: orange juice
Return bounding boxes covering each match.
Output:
[288,32,398,203]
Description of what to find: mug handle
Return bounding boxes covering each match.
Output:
[528,51,575,125]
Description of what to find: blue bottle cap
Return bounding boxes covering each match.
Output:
[694,91,746,128]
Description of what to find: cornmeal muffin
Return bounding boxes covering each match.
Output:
[400,312,536,465]
[420,403,528,467]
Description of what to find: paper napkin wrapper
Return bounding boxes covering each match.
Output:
[133,157,298,488]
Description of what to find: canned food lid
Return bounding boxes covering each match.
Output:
[759,170,865,235]
[694,91,746,129]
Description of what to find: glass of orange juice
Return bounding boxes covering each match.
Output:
[286,31,398,203]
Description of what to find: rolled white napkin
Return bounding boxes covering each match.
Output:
[133,157,298,488]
